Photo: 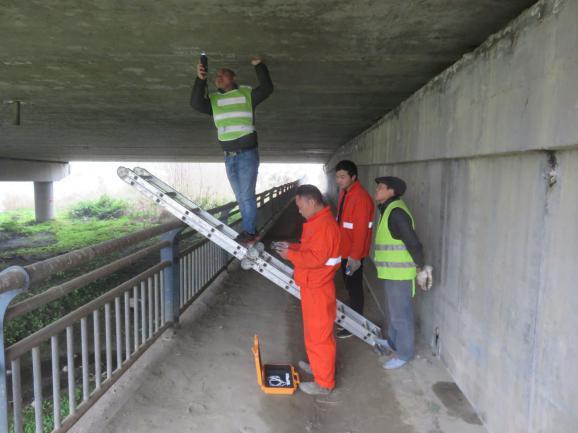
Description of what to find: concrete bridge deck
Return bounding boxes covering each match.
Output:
[69,207,486,433]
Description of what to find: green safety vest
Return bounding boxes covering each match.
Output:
[209,86,255,142]
[374,200,417,286]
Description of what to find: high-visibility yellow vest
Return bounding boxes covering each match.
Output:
[209,86,255,141]
[374,200,417,283]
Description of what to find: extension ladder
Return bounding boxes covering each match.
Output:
[117,167,383,348]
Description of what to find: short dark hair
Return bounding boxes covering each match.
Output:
[335,160,358,179]
[295,184,324,205]
[221,68,236,78]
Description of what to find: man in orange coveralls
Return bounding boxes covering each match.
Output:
[277,184,341,395]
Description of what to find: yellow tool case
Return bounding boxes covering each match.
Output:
[252,335,300,395]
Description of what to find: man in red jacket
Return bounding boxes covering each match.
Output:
[334,160,375,338]
[277,185,341,395]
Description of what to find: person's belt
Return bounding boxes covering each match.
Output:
[223,147,257,157]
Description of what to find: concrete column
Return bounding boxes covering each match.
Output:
[33,181,55,222]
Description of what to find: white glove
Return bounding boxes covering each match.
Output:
[416,265,433,291]
[271,241,289,252]
[346,257,362,275]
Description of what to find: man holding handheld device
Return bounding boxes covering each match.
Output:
[191,51,274,245]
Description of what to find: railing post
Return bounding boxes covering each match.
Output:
[160,229,182,326]
[0,266,29,433]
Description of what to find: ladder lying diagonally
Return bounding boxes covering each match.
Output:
[118,167,383,348]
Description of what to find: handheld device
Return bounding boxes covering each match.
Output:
[200,51,208,74]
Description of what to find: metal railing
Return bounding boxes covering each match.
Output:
[0,181,297,433]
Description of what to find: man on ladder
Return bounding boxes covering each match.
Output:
[191,56,274,245]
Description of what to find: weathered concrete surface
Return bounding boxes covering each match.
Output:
[0,158,69,181]
[0,0,535,162]
[325,1,578,432]
[327,1,578,168]
[70,206,487,433]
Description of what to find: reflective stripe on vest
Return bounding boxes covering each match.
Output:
[209,86,254,141]
[325,256,341,266]
[213,111,253,121]
[374,244,408,251]
[342,222,353,229]
[374,261,415,268]
[218,125,255,135]
[217,96,247,106]
[374,199,417,282]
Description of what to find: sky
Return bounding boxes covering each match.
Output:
[0,162,326,212]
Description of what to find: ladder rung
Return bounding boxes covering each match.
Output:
[208,224,224,233]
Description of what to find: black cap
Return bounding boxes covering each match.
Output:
[374,176,407,196]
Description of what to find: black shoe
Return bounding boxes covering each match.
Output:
[336,328,352,339]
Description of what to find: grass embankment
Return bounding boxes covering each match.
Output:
[0,208,154,259]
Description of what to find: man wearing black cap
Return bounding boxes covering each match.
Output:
[373,176,433,369]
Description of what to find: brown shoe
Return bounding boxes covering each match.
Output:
[235,231,261,246]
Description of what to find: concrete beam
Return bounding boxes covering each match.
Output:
[0,158,70,182]
[0,1,534,162]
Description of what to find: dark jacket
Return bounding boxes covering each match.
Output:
[378,197,425,267]
[190,63,274,152]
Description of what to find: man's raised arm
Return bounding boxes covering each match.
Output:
[251,58,274,107]
[190,62,212,115]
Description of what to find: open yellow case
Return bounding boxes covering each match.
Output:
[252,335,300,395]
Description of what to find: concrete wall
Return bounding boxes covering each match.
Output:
[325,1,578,432]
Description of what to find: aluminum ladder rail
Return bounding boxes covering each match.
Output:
[117,167,383,347]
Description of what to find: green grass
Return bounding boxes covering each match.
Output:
[10,388,82,433]
[0,208,157,257]
[68,195,128,220]
[43,216,154,253]
[0,209,52,235]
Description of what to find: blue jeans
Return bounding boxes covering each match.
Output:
[224,148,259,234]
[383,279,414,361]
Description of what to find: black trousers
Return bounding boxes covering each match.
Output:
[341,258,364,315]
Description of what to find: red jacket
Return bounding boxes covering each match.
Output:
[287,206,341,288]
[336,181,375,260]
